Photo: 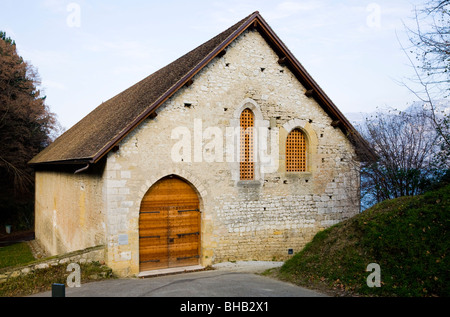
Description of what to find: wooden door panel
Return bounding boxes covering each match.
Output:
[169,238,200,268]
[139,237,169,271]
[169,208,200,267]
[139,177,200,272]
[139,213,168,238]
[140,258,169,271]
[139,242,168,262]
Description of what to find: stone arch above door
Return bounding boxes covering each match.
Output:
[137,169,208,206]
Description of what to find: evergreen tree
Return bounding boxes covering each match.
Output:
[0,31,59,229]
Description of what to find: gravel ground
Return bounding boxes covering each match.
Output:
[212,261,285,273]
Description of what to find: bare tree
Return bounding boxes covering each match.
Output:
[357,1,449,210]
[359,108,442,209]
[399,0,450,167]
[407,0,449,93]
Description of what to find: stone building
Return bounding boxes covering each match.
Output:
[29,12,375,277]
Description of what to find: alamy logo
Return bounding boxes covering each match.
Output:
[67,263,81,288]
[67,2,81,28]
[366,263,381,288]
[170,120,280,173]
[366,3,381,29]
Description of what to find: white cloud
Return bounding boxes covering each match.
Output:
[83,38,158,60]
[1,27,17,39]
[3,0,424,127]
[42,79,67,91]
[277,1,322,13]
[19,48,69,68]
[41,0,67,13]
[265,1,324,20]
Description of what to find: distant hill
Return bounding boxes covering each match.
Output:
[345,99,450,127]
[276,184,450,297]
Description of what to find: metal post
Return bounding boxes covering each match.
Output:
[52,283,65,297]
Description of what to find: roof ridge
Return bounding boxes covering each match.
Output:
[29,11,375,166]
[90,11,260,163]
[29,12,258,166]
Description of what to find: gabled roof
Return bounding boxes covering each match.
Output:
[29,11,376,166]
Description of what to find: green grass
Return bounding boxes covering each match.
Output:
[0,261,115,297]
[278,184,450,297]
[0,243,35,269]
[0,243,116,297]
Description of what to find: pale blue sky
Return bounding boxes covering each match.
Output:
[1,0,425,129]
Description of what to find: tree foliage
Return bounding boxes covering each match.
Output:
[0,31,59,226]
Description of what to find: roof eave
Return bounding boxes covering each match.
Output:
[30,11,376,166]
[29,158,93,167]
[87,12,262,165]
[254,14,377,162]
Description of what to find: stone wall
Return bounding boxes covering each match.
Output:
[0,245,105,284]
[103,29,361,276]
[34,166,106,256]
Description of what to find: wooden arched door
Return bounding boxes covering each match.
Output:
[139,176,201,272]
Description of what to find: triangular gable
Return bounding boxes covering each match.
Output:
[29,11,375,167]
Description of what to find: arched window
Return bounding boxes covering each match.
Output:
[286,128,307,172]
[240,108,254,180]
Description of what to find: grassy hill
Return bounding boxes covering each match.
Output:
[277,184,449,297]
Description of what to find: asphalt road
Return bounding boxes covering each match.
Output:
[30,261,326,298]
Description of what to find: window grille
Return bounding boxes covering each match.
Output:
[286,129,307,172]
[240,109,254,180]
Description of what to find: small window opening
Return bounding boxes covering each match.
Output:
[286,129,307,172]
[240,108,255,180]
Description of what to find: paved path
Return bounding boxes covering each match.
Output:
[31,261,326,298]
